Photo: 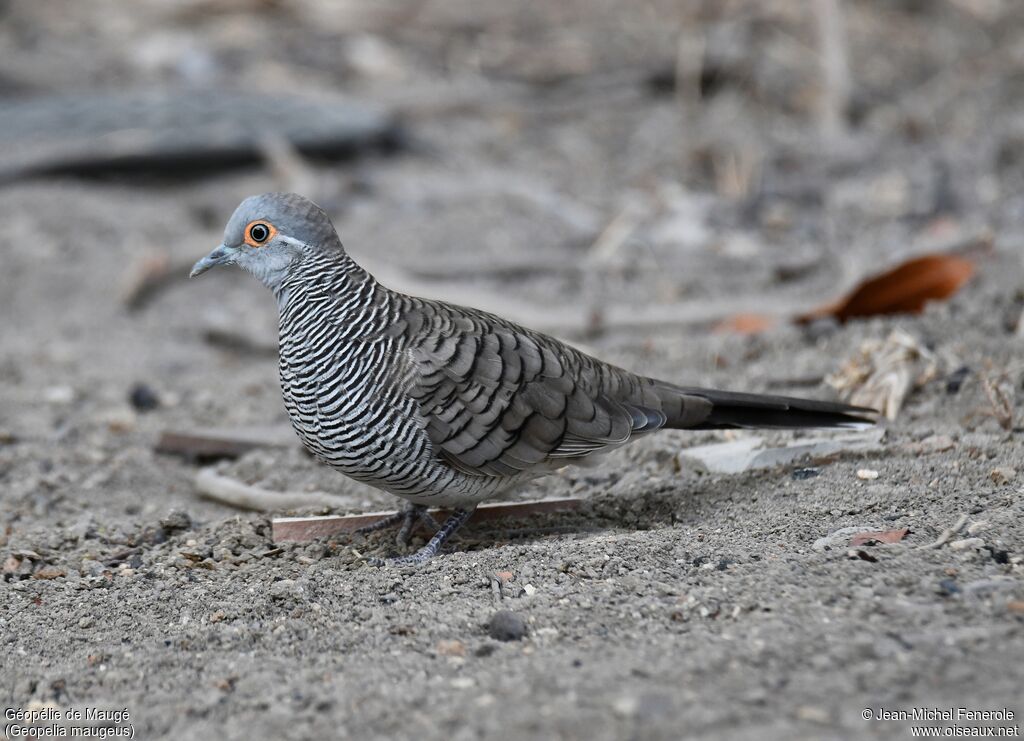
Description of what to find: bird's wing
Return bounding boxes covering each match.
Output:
[402,306,661,477]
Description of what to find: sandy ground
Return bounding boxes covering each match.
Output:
[2,1,1024,739]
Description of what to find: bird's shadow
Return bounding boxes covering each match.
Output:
[353,481,709,559]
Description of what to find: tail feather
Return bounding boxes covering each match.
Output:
[662,385,876,431]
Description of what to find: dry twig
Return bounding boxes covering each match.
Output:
[195,468,340,511]
[918,513,969,550]
[272,498,582,543]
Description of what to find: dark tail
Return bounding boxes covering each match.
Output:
[662,385,876,430]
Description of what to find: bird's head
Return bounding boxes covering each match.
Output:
[190,192,341,291]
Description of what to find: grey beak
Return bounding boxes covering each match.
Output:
[190,245,237,278]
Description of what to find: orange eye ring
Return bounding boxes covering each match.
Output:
[244,221,277,247]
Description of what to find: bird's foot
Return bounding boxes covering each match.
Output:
[355,503,441,547]
[368,508,474,567]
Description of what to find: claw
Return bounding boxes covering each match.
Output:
[368,508,474,567]
[355,504,438,546]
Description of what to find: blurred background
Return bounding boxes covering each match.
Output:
[3,3,1024,738]
[2,0,1022,514]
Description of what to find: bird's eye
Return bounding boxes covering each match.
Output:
[249,223,270,243]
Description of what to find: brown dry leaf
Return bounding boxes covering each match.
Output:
[980,368,1015,431]
[712,313,778,335]
[797,254,974,324]
[849,528,909,547]
[826,329,938,419]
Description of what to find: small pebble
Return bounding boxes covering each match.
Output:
[989,467,1016,485]
[612,695,639,718]
[936,579,960,596]
[846,548,877,562]
[487,610,528,642]
[902,434,955,455]
[791,467,820,480]
[796,706,831,724]
[949,538,985,551]
[2,555,21,574]
[856,469,879,480]
[160,510,192,532]
[101,408,136,433]
[44,386,75,404]
[436,639,466,657]
[269,579,303,600]
[80,559,105,577]
[988,548,1010,565]
[129,383,160,412]
[945,366,970,394]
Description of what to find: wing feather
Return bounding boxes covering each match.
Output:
[403,304,661,477]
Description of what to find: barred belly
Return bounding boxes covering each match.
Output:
[278,333,503,507]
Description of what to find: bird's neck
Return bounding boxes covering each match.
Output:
[277,249,389,329]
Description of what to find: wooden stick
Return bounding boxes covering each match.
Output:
[120,252,194,312]
[918,513,969,550]
[156,426,296,461]
[813,0,851,142]
[195,468,340,511]
[272,498,583,543]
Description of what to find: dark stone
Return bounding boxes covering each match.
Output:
[937,579,960,596]
[487,610,528,642]
[129,383,160,412]
[159,510,192,533]
[791,467,821,480]
[987,548,1010,565]
[945,366,971,395]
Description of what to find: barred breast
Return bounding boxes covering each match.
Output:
[275,251,514,507]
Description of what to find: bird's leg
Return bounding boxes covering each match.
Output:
[355,503,440,547]
[370,507,475,567]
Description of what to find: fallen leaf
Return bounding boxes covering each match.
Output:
[712,313,777,335]
[849,528,909,547]
[980,368,1015,431]
[826,329,937,420]
[1008,601,1024,615]
[797,254,974,324]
